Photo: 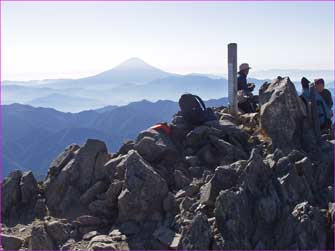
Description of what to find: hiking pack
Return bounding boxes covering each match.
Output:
[178,94,217,125]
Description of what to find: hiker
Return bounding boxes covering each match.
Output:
[300,77,332,130]
[178,94,217,126]
[237,63,258,113]
[314,78,333,110]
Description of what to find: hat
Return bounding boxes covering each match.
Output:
[314,78,325,85]
[239,63,251,71]
[301,77,310,89]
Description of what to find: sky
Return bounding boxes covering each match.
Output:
[1,1,334,80]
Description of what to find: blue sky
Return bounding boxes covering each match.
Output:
[1,1,334,80]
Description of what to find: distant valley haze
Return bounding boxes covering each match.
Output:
[2,57,333,112]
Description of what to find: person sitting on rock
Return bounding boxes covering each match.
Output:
[300,77,332,130]
[237,63,258,113]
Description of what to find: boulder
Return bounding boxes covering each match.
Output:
[29,222,54,250]
[214,187,253,249]
[87,235,116,250]
[259,77,306,152]
[80,181,108,205]
[20,171,39,204]
[174,170,191,190]
[76,215,102,226]
[153,226,181,249]
[1,234,24,250]
[275,202,328,249]
[200,165,238,206]
[118,150,168,222]
[2,170,22,216]
[178,213,212,250]
[45,220,70,245]
[105,180,123,208]
[44,139,108,216]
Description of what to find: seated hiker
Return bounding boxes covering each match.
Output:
[237,63,258,113]
[300,77,332,130]
[178,94,217,126]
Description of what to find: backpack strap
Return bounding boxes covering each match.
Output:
[193,95,206,111]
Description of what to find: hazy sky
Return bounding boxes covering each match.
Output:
[1,1,334,80]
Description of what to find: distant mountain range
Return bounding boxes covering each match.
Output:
[2,98,228,179]
[2,58,267,112]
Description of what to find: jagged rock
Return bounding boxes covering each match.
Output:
[29,222,54,250]
[80,181,108,205]
[135,129,177,163]
[179,213,212,250]
[45,220,70,245]
[118,150,168,222]
[105,180,123,208]
[44,139,108,216]
[60,239,76,250]
[117,140,135,156]
[83,231,100,241]
[214,187,253,249]
[275,202,328,249]
[153,226,181,249]
[87,235,116,250]
[20,171,39,204]
[47,144,80,177]
[94,153,111,181]
[88,200,113,216]
[1,234,24,250]
[34,198,47,218]
[2,170,22,216]
[200,165,238,206]
[102,155,125,180]
[163,192,178,215]
[174,170,191,190]
[259,77,306,152]
[76,215,102,226]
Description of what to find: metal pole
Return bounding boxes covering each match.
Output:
[228,43,238,114]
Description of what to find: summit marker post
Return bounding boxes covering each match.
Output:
[228,43,238,114]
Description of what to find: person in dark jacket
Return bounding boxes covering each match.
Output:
[237,63,257,113]
[314,78,333,109]
[237,63,255,92]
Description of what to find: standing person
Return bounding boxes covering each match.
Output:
[237,63,257,113]
[300,77,332,130]
[314,78,333,110]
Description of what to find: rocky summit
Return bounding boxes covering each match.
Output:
[1,77,334,250]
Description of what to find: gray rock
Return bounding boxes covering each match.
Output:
[1,234,24,250]
[44,139,108,216]
[174,170,191,190]
[118,150,168,222]
[163,192,178,214]
[214,187,253,249]
[45,220,70,245]
[83,231,100,241]
[29,223,54,250]
[80,181,108,205]
[200,165,238,206]
[179,213,212,250]
[2,170,22,216]
[76,215,102,226]
[20,171,39,204]
[259,77,306,152]
[88,200,112,216]
[105,180,123,208]
[93,152,111,181]
[34,198,47,218]
[88,235,116,250]
[153,226,181,249]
